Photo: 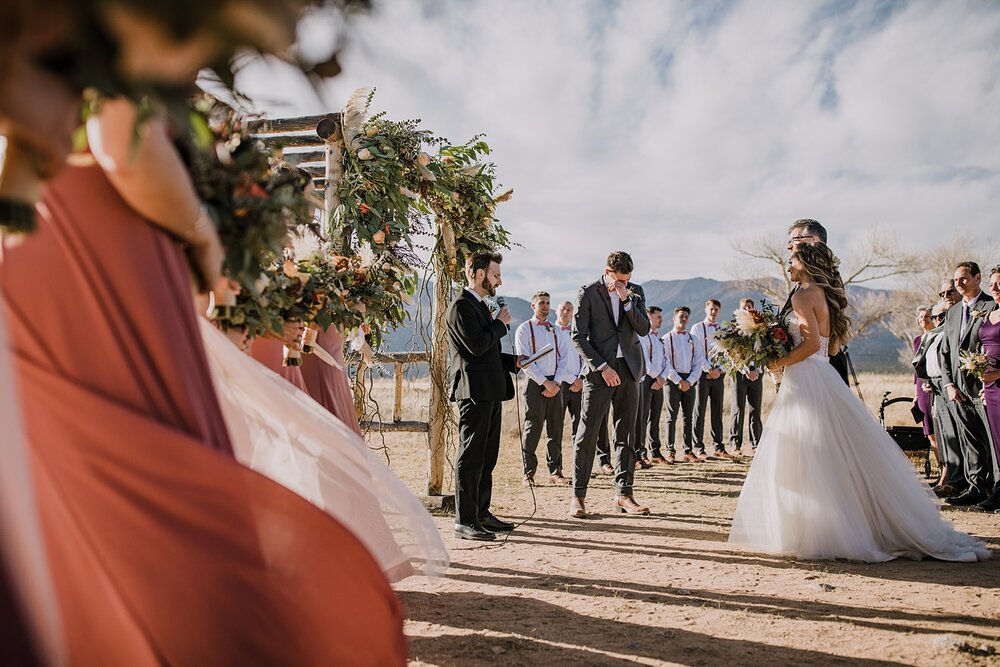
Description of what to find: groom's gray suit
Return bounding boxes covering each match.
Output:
[938,291,997,496]
[571,278,650,498]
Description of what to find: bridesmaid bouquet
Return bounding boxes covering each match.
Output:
[711,301,793,376]
[959,349,994,380]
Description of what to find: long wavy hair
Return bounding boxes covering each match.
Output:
[792,242,852,347]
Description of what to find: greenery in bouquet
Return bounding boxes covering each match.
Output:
[959,349,994,380]
[423,138,513,283]
[181,96,316,286]
[214,261,323,341]
[711,300,793,375]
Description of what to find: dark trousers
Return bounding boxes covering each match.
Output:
[634,376,656,459]
[522,380,564,475]
[573,358,639,498]
[455,398,501,526]
[694,373,725,453]
[595,412,612,466]
[647,381,664,456]
[729,372,763,450]
[929,377,965,488]
[945,395,995,494]
[562,380,583,442]
[665,377,697,454]
[830,349,850,385]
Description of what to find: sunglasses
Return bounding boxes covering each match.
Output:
[931,314,946,321]
[938,289,957,298]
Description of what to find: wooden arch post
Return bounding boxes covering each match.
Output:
[426,254,451,496]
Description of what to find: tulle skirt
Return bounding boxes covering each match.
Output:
[729,356,991,563]
[201,319,450,580]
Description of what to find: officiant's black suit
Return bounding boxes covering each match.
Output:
[571,278,650,498]
[446,289,517,528]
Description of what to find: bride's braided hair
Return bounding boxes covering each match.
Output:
[793,242,853,347]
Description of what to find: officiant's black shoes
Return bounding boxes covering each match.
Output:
[454,523,495,541]
[946,489,987,506]
[974,489,1000,512]
[481,515,515,532]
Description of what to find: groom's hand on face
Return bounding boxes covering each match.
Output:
[601,366,621,387]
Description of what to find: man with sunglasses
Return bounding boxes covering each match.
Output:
[783,219,851,385]
[938,279,960,308]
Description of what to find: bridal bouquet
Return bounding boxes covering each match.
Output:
[711,301,793,376]
[959,349,994,380]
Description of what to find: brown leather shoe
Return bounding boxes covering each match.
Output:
[714,450,733,460]
[522,474,535,487]
[696,451,709,461]
[601,463,614,475]
[665,452,676,464]
[569,496,587,518]
[614,495,650,515]
[683,453,700,463]
[651,455,668,464]
[548,471,570,485]
[637,458,653,470]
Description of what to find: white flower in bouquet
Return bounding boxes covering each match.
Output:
[417,152,431,166]
[357,148,374,160]
[253,274,271,294]
[735,308,765,336]
[289,231,321,261]
[357,242,376,269]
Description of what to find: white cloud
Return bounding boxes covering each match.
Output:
[235,0,1000,300]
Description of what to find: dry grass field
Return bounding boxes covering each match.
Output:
[361,372,1000,666]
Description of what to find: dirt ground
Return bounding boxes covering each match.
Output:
[371,375,1000,666]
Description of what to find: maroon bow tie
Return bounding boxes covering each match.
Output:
[560,325,571,331]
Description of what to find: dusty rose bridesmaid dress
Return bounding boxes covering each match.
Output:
[0,163,406,665]
[251,335,311,393]
[300,326,363,435]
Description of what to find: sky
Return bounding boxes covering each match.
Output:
[235,0,1000,301]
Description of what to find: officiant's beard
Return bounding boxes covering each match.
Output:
[481,276,497,297]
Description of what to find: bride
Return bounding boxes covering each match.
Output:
[729,242,990,562]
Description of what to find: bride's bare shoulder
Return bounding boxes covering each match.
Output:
[790,284,824,306]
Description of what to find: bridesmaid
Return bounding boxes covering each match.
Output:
[300,325,364,434]
[912,306,941,482]
[1,99,406,664]
[977,264,1000,512]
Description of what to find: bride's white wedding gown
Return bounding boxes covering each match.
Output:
[199,319,450,581]
[729,317,990,563]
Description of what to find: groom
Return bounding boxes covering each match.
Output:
[570,251,651,517]
[783,219,851,385]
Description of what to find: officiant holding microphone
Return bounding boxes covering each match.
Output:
[446,251,520,541]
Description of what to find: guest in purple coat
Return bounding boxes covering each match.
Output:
[976,265,1000,512]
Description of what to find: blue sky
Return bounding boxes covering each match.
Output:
[237,0,1000,301]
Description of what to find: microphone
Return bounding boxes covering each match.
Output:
[496,296,506,309]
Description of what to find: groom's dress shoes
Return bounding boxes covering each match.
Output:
[548,471,570,485]
[454,523,496,541]
[637,458,653,470]
[569,497,587,518]
[933,484,959,498]
[614,496,650,515]
[946,489,987,506]
[481,515,515,532]
[974,489,1000,512]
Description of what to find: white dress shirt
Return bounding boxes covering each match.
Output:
[692,319,722,373]
[662,328,705,385]
[554,322,582,383]
[638,330,666,381]
[515,318,564,385]
[925,332,944,378]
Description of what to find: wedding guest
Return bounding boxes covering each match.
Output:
[515,291,569,485]
[939,278,960,308]
[693,299,727,459]
[569,251,651,517]
[635,306,667,467]
[939,261,997,506]
[729,298,764,455]
[662,306,705,464]
[446,251,519,539]
[914,302,966,496]
[555,301,613,475]
[973,265,1000,512]
[0,99,406,664]
[912,306,941,476]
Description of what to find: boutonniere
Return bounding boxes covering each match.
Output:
[970,308,986,322]
[625,288,640,301]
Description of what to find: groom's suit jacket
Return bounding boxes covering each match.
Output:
[939,292,997,399]
[572,278,650,381]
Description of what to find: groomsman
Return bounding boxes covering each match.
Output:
[729,298,764,455]
[692,299,727,459]
[570,251,651,517]
[662,306,705,463]
[446,251,518,540]
[635,306,667,467]
[556,301,613,475]
[515,292,569,486]
[938,261,997,508]
[913,301,966,497]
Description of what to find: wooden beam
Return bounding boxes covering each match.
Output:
[360,420,429,433]
[253,134,326,148]
[393,362,404,422]
[247,113,340,134]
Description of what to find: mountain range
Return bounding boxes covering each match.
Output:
[383,277,906,373]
